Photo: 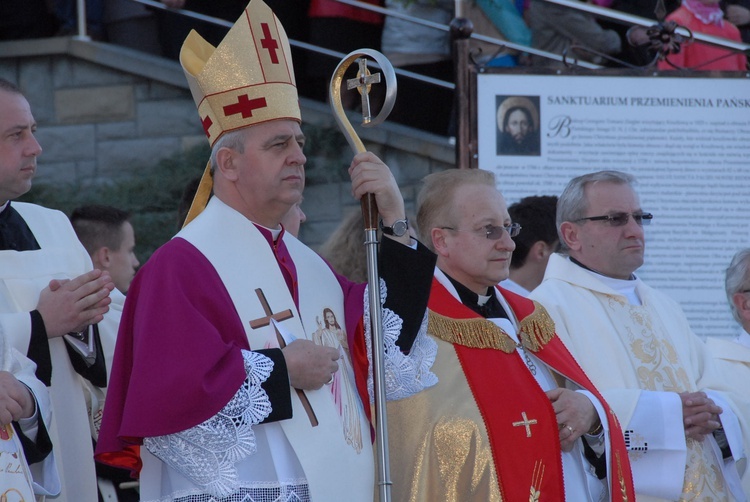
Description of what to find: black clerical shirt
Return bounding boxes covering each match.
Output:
[444,273,509,319]
[0,202,40,251]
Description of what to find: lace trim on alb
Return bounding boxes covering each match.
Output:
[364,279,438,402]
[143,479,311,502]
[144,350,274,498]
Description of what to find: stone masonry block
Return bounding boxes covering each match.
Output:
[19,60,56,124]
[135,81,191,101]
[33,161,78,186]
[137,99,202,138]
[36,124,96,162]
[97,121,138,140]
[304,182,346,221]
[53,58,135,87]
[97,137,180,178]
[56,85,135,124]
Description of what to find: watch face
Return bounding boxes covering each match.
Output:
[392,219,408,237]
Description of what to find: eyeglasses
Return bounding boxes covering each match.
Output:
[574,212,653,227]
[440,223,522,240]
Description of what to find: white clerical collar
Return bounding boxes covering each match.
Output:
[572,258,642,305]
[257,222,283,240]
[736,329,750,350]
[597,274,642,306]
[0,201,8,214]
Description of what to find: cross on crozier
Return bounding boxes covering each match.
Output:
[346,58,381,123]
[250,288,318,427]
[512,411,538,438]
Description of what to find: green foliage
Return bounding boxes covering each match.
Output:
[18,122,350,263]
[20,144,210,262]
[301,123,350,185]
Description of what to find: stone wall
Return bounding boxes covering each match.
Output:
[0,37,455,249]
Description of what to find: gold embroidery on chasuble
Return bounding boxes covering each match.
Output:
[682,438,731,501]
[433,417,501,502]
[425,306,557,501]
[604,296,728,500]
[386,342,503,502]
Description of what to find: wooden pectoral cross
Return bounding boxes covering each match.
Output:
[250,288,319,427]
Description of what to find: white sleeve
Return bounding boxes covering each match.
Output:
[143,350,273,498]
[618,389,686,500]
[11,347,61,496]
[0,312,33,356]
[363,279,438,402]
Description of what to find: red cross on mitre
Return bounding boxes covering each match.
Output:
[223,94,268,119]
[260,23,279,64]
[201,115,213,138]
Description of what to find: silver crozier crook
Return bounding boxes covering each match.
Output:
[329,49,397,502]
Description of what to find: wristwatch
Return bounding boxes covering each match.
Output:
[379,218,409,237]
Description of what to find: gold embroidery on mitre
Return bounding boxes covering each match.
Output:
[180,0,301,148]
[178,0,301,226]
[428,311,516,353]
[517,301,556,352]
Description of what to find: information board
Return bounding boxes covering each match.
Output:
[477,73,750,338]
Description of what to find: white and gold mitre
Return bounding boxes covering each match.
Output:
[180,0,301,147]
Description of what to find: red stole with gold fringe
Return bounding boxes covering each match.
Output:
[427,278,635,501]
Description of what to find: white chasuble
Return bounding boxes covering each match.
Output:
[707,334,750,496]
[177,197,373,501]
[0,202,119,501]
[531,254,748,502]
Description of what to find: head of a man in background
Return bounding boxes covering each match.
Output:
[557,170,651,280]
[726,248,750,333]
[71,205,139,294]
[417,168,518,294]
[507,195,558,291]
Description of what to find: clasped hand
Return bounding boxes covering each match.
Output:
[36,269,114,338]
[680,391,722,440]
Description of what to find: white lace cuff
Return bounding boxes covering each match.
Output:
[144,350,274,498]
[364,279,438,402]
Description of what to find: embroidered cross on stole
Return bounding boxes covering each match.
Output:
[425,279,635,502]
[249,288,318,427]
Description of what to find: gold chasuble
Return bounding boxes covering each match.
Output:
[386,278,634,501]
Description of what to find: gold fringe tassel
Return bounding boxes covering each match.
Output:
[518,301,556,352]
[428,301,557,353]
[428,311,517,352]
